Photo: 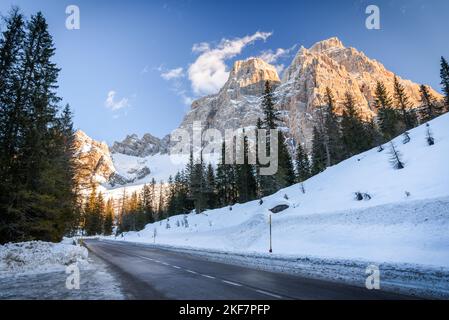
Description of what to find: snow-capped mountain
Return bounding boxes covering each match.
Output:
[73,130,154,188]
[76,37,443,192]
[182,37,442,148]
[111,133,170,157]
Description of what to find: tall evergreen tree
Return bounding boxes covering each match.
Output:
[205,163,218,209]
[190,153,207,213]
[103,198,114,236]
[440,57,449,112]
[311,127,327,175]
[236,133,257,203]
[0,11,78,242]
[261,81,280,130]
[295,143,311,183]
[374,81,401,140]
[419,84,441,122]
[340,92,371,156]
[276,131,296,188]
[322,87,344,166]
[393,76,417,130]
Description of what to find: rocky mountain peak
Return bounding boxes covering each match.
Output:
[309,37,345,53]
[221,58,280,97]
[111,133,169,157]
[229,58,280,87]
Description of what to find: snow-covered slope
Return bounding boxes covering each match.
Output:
[112,113,449,269]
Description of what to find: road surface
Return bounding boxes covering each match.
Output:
[84,239,411,300]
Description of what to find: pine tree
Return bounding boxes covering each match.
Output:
[190,153,207,214]
[259,81,293,195]
[440,57,449,112]
[103,198,114,236]
[419,84,441,122]
[156,181,165,219]
[261,81,280,130]
[236,133,257,203]
[322,87,344,166]
[205,163,218,209]
[374,81,401,140]
[0,11,78,242]
[84,186,104,235]
[295,143,311,183]
[141,183,154,224]
[393,76,417,130]
[388,142,405,170]
[340,92,371,156]
[311,127,327,175]
[276,131,296,188]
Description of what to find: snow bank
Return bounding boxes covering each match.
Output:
[0,241,88,276]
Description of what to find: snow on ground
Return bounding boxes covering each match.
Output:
[0,240,124,299]
[0,240,88,276]
[107,114,449,297]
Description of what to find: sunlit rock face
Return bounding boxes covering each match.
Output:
[277,37,442,148]
[179,58,281,135]
[73,130,117,188]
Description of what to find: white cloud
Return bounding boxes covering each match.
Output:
[258,45,296,76]
[258,45,296,64]
[188,31,272,96]
[161,67,184,80]
[105,91,130,111]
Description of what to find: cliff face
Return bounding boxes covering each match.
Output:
[73,130,116,189]
[277,37,442,147]
[179,58,281,133]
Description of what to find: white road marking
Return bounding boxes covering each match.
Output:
[255,289,283,299]
[222,280,242,287]
[186,269,198,274]
[134,252,282,298]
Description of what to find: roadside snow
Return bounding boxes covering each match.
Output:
[0,240,124,299]
[0,240,88,276]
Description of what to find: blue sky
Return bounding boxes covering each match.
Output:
[0,0,448,144]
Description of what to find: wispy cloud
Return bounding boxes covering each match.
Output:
[258,45,296,76]
[258,45,296,64]
[188,31,272,96]
[141,65,150,74]
[105,90,130,111]
[161,67,184,80]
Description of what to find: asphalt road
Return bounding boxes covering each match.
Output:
[84,239,411,300]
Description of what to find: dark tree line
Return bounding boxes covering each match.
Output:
[0,9,79,243]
